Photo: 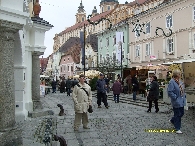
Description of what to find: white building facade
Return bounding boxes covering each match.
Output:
[0,0,53,145]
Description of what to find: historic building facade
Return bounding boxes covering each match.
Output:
[0,0,52,145]
[128,0,195,67]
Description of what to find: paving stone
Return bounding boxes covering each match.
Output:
[19,91,195,146]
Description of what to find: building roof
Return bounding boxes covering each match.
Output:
[31,17,54,27]
[86,34,98,52]
[58,10,112,36]
[59,37,80,53]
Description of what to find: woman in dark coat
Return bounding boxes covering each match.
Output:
[132,75,139,101]
[112,79,122,103]
[60,79,66,93]
[147,76,159,113]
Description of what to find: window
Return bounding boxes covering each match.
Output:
[113,35,116,45]
[68,57,69,61]
[194,7,195,20]
[100,40,103,49]
[64,66,66,72]
[102,7,104,13]
[135,45,140,57]
[194,33,195,47]
[166,15,172,28]
[100,54,103,63]
[167,38,174,53]
[106,38,109,47]
[64,59,65,62]
[135,25,140,37]
[71,66,73,71]
[122,50,124,61]
[61,67,62,72]
[68,66,70,71]
[113,52,116,61]
[146,43,151,56]
[108,6,110,10]
[146,22,150,34]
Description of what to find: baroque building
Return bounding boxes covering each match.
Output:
[128,0,195,67]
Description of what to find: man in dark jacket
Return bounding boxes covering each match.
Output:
[65,78,72,96]
[147,76,159,113]
[51,79,57,93]
[96,74,109,109]
[132,75,139,101]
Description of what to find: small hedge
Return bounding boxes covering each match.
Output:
[89,77,98,91]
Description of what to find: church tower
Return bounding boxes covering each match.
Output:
[100,0,119,13]
[75,0,86,24]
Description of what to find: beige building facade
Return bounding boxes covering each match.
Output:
[128,0,195,67]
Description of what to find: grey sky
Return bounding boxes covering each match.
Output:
[39,0,133,58]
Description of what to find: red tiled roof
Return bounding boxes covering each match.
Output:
[58,10,112,36]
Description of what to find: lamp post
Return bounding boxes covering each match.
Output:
[83,23,86,76]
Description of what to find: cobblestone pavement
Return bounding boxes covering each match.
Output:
[21,91,195,146]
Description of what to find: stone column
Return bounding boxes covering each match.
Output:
[32,51,43,110]
[0,20,23,145]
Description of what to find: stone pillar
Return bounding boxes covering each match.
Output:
[0,20,23,145]
[32,51,43,110]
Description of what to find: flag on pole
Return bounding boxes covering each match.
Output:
[116,32,123,63]
[80,31,85,65]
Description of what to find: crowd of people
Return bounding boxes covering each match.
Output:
[49,70,186,134]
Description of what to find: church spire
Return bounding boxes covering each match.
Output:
[78,0,85,13]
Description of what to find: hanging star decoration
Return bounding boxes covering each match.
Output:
[131,19,145,37]
[87,15,112,30]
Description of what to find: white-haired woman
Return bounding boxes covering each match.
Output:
[167,69,186,134]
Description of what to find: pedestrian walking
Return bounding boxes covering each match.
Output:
[51,79,57,93]
[112,79,122,103]
[132,75,139,101]
[104,75,110,93]
[72,74,92,131]
[126,75,132,94]
[147,76,159,113]
[96,74,109,109]
[167,69,186,134]
[65,78,72,96]
[60,78,66,93]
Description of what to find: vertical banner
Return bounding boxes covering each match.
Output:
[116,32,123,63]
[40,80,45,96]
[80,31,85,65]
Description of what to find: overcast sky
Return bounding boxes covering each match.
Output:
[39,0,133,58]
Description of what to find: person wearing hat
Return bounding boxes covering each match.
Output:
[96,73,109,109]
[72,74,92,131]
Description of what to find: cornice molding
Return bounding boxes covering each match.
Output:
[0,20,23,30]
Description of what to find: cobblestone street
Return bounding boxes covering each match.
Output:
[22,92,195,146]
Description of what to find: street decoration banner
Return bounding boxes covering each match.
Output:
[116,32,123,63]
[80,31,85,65]
[40,80,45,96]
